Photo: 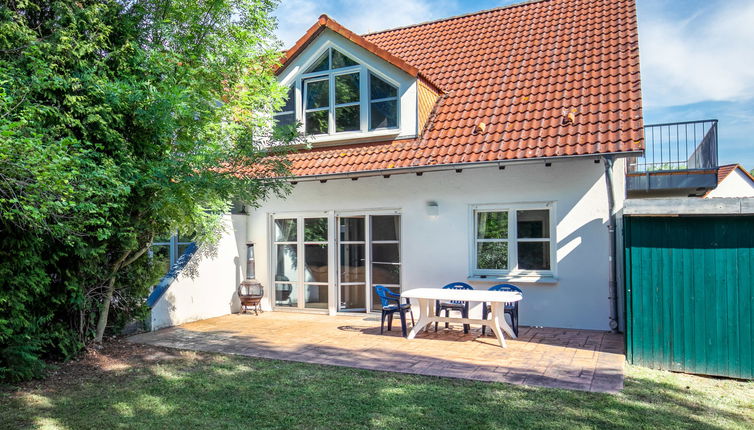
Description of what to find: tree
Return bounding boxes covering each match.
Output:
[0,0,294,380]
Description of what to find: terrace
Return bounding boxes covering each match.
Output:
[129,312,625,393]
[627,119,719,197]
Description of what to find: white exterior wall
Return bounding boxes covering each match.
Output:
[244,157,623,330]
[150,215,247,330]
[706,169,754,198]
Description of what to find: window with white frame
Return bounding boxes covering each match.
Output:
[369,72,398,130]
[272,217,330,310]
[274,47,399,137]
[471,205,554,276]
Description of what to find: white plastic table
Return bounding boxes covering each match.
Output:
[402,288,522,348]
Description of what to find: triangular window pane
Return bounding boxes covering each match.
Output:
[332,49,358,69]
[306,51,329,73]
[369,73,397,100]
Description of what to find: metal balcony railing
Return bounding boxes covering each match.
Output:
[628,119,718,173]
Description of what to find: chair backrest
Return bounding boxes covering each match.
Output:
[442,282,473,304]
[488,283,522,293]
[373,285,393,308]
[489,284,522,306]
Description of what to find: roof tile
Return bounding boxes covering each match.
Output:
[271,0,643,177]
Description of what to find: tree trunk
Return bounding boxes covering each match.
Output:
[94,275,118,344]
[93,244,150,343]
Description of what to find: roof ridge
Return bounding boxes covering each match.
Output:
[276,14,444,93]
[723,164,754,183]
[361,0,549,37]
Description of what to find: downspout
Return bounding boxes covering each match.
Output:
[603,156,620,332]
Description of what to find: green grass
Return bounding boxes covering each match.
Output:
[1,344,752,430]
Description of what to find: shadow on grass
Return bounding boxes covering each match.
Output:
[1,345,751,430]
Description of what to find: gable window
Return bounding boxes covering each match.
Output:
[369,73,398,130]
[273,86,296,128]
[292,47,399,136]
[471,205,555,276]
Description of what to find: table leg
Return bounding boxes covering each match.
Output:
[489,303,508,348]
[407,298,432,339]
[495,303,517,339]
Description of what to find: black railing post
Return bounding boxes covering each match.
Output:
[636,119,718,174]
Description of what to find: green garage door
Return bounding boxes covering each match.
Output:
[624,216,754,379]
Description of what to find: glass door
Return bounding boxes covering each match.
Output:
[303,218,329,309]
[338,216,367,312]
[370,215,401,310]
[273,218,299,308]
[337,214,402,313]
[273,213,400,313]
[273,216,329,310]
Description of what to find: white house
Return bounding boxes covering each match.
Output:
[705,164,754,198]
[150,0,645,332]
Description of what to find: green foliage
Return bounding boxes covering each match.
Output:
[476,212,509,270]
[0,0,295,381]
[477,211,508,239]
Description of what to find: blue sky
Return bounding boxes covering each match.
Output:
[274,0,754,169]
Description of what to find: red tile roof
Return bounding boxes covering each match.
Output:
[275,15,443,93]
[716,164,754,185]
[701,164,754,198]
[275,0,644,178]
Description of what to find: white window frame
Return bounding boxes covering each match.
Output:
[286,42,401,137]
[303,76,332,135]
[469,202,557,278]
[270,214,334,312]
[368,72,400,131]
[268,209,402,315]
[336,211,403,314]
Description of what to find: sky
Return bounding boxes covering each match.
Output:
[273,0,754,169]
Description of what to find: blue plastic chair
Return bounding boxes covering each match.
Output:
[481,284,522,336]
[374,285,415,337]
[435,282,474,334]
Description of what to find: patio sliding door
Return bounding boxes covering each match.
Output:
[272,212,400,313]
[303,218,329,309]
[273,216,330,310]
[370,215,401,310]
[338,216,367,311]
[337,214,401,313]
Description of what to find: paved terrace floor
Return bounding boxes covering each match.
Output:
[129,312,625,393]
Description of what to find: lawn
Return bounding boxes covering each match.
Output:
[1,341,752,430]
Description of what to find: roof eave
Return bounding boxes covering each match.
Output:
[281,150,645,182]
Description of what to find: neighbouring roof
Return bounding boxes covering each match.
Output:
[700,164,754,198]
[716,164,754,185]
[275,0,644,178]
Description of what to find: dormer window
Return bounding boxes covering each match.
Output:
[369,73,398,130]
[306,48,358,73]
[273,86,296,128]
[277,47,400,138]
